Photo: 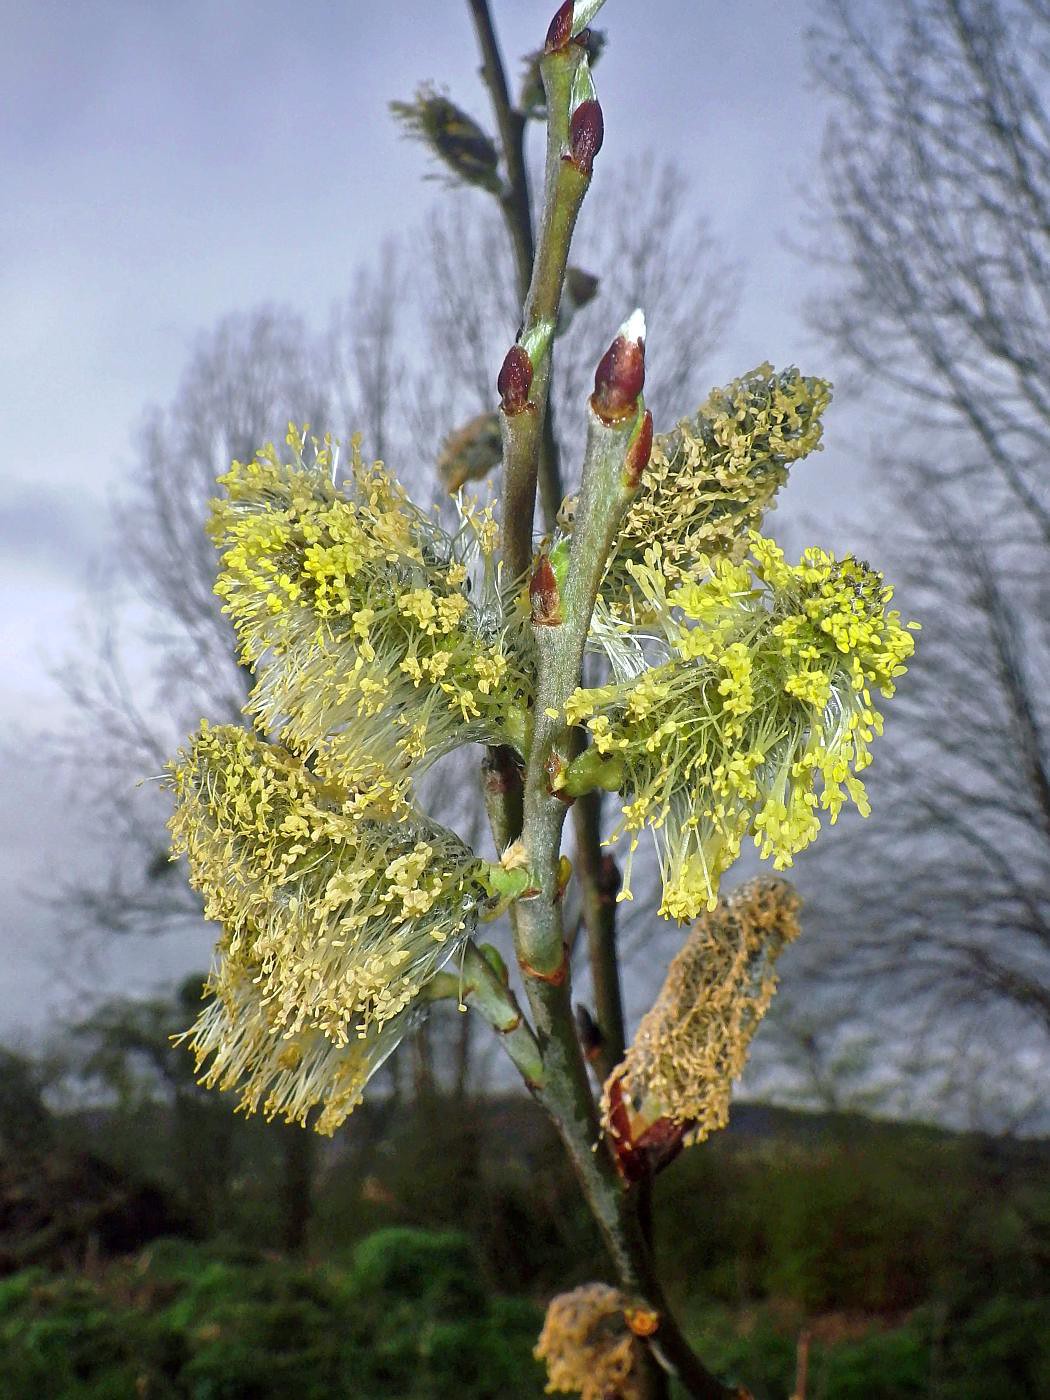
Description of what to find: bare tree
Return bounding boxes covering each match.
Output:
[800,0,1050,1043]
[54,308,334,943]
[54,159,733,1076]
[404,158,734,486]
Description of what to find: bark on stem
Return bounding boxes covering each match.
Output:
[466,0,628,1089]
[467,0,565,531]
[499,42,591,581]
[425,943,545,1090]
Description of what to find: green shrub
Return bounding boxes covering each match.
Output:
[0,1233,543,1399]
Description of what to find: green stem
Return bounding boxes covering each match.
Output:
[467,0,565,534]
[426,942,545,1090]
[469,0,624,1081]
[517,402,643,970]
[500,43,591,581]
[469,10,739,1395]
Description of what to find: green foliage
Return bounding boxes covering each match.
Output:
[655,1125,1050,1319]
[677,1298,1050,1400]
[1,1203,1047,1399]
[7,1092,1046,1397]
[344,1229,542,1397]
[0,1232,542,1399]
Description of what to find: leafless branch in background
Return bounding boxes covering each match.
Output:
[797,0,1050,1046]
[50,145,732,1101]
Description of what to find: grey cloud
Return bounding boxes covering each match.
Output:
[0,489,107,579]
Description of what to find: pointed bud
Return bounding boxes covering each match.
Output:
[530,553,562,626]
[546,751,575,804]
[565,265,600,310]
[498,344,534,416]
[624,409,654,489]
[545,1,574,52]
[547,0,607,48]
[555,854,573,900]
[575,1004,604,1062]
[603,1072,646,1183]
[567,98,604,176]
[592,309,646,423]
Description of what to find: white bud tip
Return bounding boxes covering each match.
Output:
[620,307,646,344]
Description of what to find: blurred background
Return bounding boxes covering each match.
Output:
[1,0,1048,1395]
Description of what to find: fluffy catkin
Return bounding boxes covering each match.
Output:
[535,1284,646,1399]
[603,878,801,1145]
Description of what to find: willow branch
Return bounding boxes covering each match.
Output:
[472,10,736,1394]
[469,0,624,1078]
[467,0,566,531]
[572,789,626,1074]
[426,941,544,1089]
[465,0,535,300]
[498,40,598,580]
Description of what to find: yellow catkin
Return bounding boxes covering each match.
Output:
[535,1284,646,1400]
[603,878,801,1145]
[207,428,530,795]
[564,533,916,919]
[603,364,832,617]
[167,723,488,1130]
[179,967,417,1135]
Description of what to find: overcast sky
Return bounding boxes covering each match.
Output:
[0,1,879,1046]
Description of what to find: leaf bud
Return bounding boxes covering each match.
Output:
[567,97,604,176]
[497,344,534,416]
[592,308,646,423]
[544,1,574,53]
[624,409,654,489]
[529,553,562,626]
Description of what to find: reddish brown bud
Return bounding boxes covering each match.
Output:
[604,1074,646,1183]
[546,751,575,804]
[597,852,621,906]
[497,344,533,416]
[529,553,562,626]
[567,98,604,176]
[633,1115,689,1175]
[624,409,654,488]
[575,1004,605,1062]
[544,1,574,53]
[592,317,646,423]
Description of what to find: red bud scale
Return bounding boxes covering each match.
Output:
[592,309,646,424]
[624,409,654,489]
[544,1,574,53]
[529,553,562,626]
[497,344,534,416]
[567,98,604,177]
